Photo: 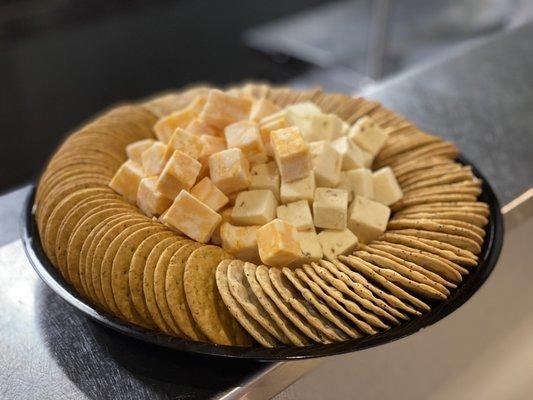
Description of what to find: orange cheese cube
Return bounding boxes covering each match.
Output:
[164,128,203,160]
[211,206,233,245]
[153,106,198,143]
[141,142,167,176]
[224,120,267,164]
[190,177,229,211]
[271,127,312,183]
[161,190,222,243]
[186,117,220,137]
[157,150,201,200]
[220,222,260,263]
[256,219,301,268]
[199,90,252,129]
[208,148,251,194]
[250,98,280,121]
[197,135,227,180]
[109,160,145,204]
[137,177,172,217]
[126,139,155,164]
[258,115,289,156]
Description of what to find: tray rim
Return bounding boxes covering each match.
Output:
[21,155,504,361]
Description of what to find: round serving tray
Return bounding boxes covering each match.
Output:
[22,156,503,361]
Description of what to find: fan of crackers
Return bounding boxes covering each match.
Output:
[34,84,489,348]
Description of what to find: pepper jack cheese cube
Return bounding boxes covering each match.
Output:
[331,136,365,170]
[336,168,374,201]
[154,106,198,143]
[199,89,252,129]
[231,190,278,226]
[309,141,342,187]
[347,195,390,243]
[250,98,280,121]
[220,222,260,263]
[280,172,316,204]
[141,142,167,176]
[190,177,229,211]
[271,127,312,183]
[137,177,172,217]
[161,190,221,243]
[303,113,345,142]
[256,219,301,268]
[317,229,358,259]
[208,148,251,194]
[290,229,323,266]
[164,128,203,160]
[126,139,155,164]
[276,200,314,231]
[224,121,267,164]
[109,160,145,204]
[348,116,390,156]
[157,150,201,200]
[258,116,289,156]
[313,187,348,230]
[186,117,220,137]
[372,166,403,206]
[249,161,280,200]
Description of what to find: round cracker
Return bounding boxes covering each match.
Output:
[389,228,481,254]
[394,211,488,228]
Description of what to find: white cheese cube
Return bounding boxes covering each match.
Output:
[126,139,155,164]
[276,200,314,231]
[165,128,203,160]
[224,120,267,164]
[303,113,345,142]
[250,98,280,121]
[256,219,301,268]
[249,161,280,200]
[372,166,404,206]
[309,141,342,187]
[220,222,260,263]
[141,142,168,176]
[286,102,322,118]
[347,195,390,243]
[208,148,251,194]
[199,89,252,130]
[331,136,365,170]
[362,149,374,168]
[280,172,316,204]
[190,177,229,212]
[161,190,222,243]
[290,229,323,267]
[318,229,359,259]
[137,177,172,217]
[348,116,389,156]
[271,127,312,183]
[231,190,278,226]
[313,187,348,230]
[336,168,374,201]
[156,150,201,200]
[109,160,146,204]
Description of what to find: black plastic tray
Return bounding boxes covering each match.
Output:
[21,156,504,360]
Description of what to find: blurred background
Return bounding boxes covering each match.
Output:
[1,0,532,191]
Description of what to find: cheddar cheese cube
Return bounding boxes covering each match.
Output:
[271,127,312,183]
[164,128,203,160]
[362,150,374,168]
[250,98,280,121]
[199,89,252,129]
[331,136,365,170]
[109,160,145,204]
[157,150,201,200]
[137,177,172,217]
[249,161,280,200]
[313,187,348,230]
[126,139,155,164]
[258,116,289,156]
[256,219,301,268]
[309,141,342,187]
[186,118,220,137]
[197,134,227,180]
[348,116,389,156]
[347,195,390,243]
[154,106,198,143]
[208,148,251,194]
[220,222,260,263]
[190,177,229,211]
[318,229,358,259]
[276,200,313,231]
[161,190,221,243]
[224,120,267,164]
[303,113,345,142]
[211,206,233,245]
[336,168,374,201]
[372,166,403,206]
[290,229,323,267]
[141,142,168,176]
[280,172,316,204]
[231,190,278,226]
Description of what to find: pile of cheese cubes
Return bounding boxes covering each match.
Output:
[109,89,404,268]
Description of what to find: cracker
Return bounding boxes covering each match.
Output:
[395,202,489,217]
[403,235,478,261]
[402,170,474,191]
[375,135,442,168]
[428,219,486,238]
[393,211,488,228]
[401,184,482,198]
[389,228,481,254]
[391,194,478,212]
[217,260,279,347]
[388,219,483,246]
[393,157,455,179]
[398,164,465,186]
[388,142,458,168]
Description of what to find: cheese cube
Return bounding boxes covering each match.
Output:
[276,200,313,231]
[362,150,373,168]
[303,113,345,142]
[280,172,316,204]
[220,222,260,263]
[161,190,221,243]
[348,116,389,156]
[290,229,323,266]
[196,134,227,180]
[336,168,374,201]
[208,148,251,194]
[250,98,280,121]
[331,136,365,170]
[313,187,348,230]
[190,177,229,211]
[141,142,167,176]
[286,102,322,122]
[188,95,208,114]
[309,141,342,187]
[259,116,289,156]
[137,177,172,217]
[164,128,203,160]
[126,139,155,164]
[271,127,312,182]
[372,166,404,206]
[109,160,145,204]
[199,90,252,129]
[231,190,278,226]
[157,150,201,200]
[318,229,359,259]
[154,107,198,143]
[211,206,233,245]
[256,219,301,268]
[186,118,220,137]
[250,161,280,200]
[224,120,267,164]
[347,195,390,243]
